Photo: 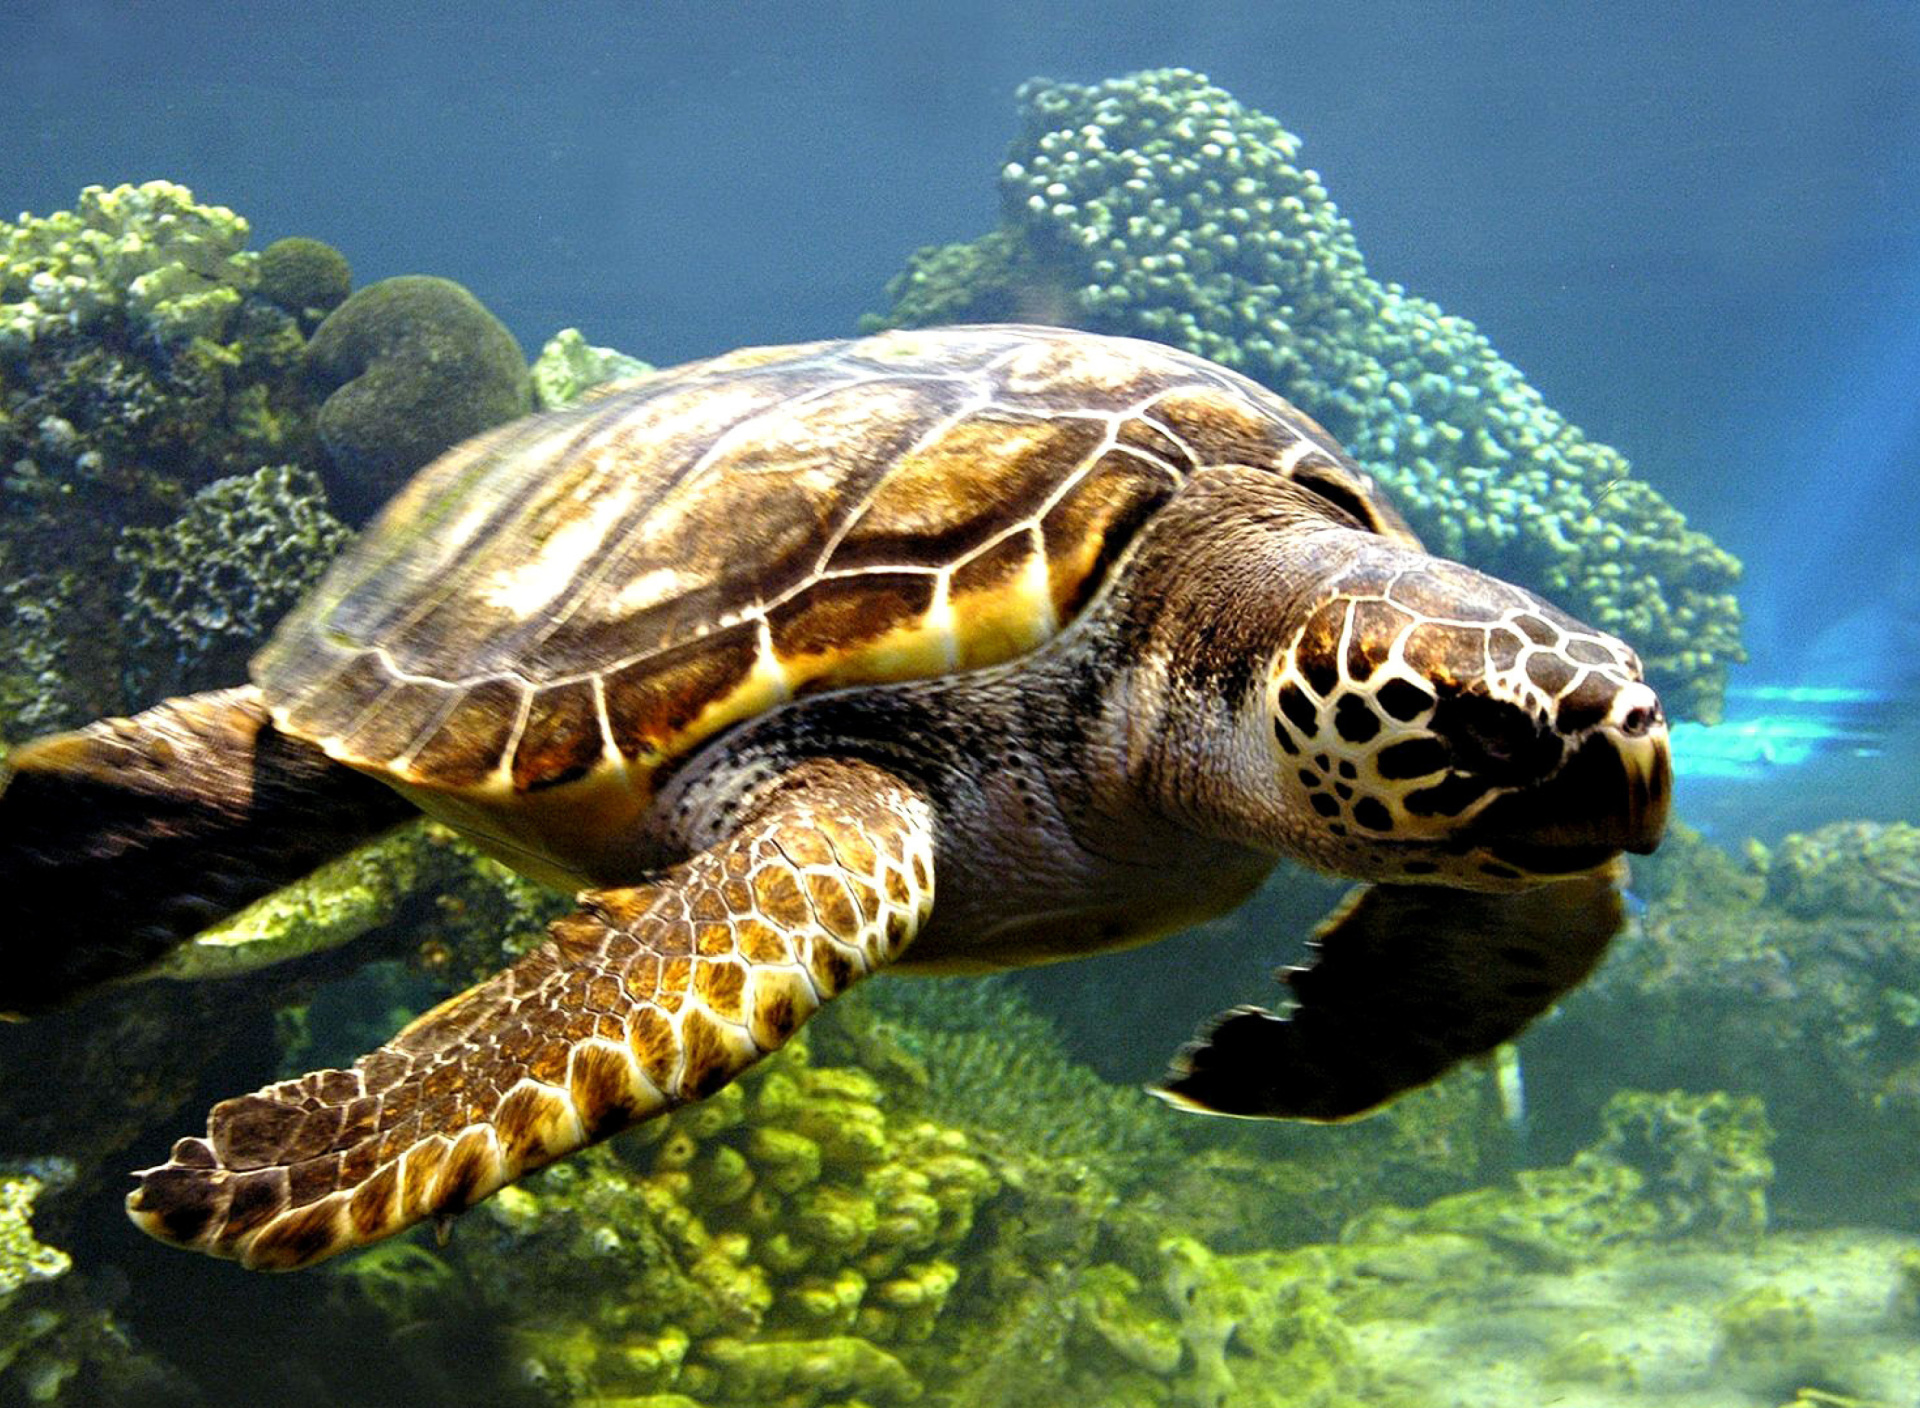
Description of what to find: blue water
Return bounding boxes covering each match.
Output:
[11,2,1918,682]
[5,4,1920,1405]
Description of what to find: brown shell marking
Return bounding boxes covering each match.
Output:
[256,326,1399,818]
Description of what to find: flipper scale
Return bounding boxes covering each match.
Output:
[127,759,934,1270]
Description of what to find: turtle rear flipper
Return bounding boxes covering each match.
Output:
[0,686,417,1017]
[1153,862,1626,1121]
[126,759,934,1270]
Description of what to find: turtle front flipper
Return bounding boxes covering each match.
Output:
[0,686,418,1017]
[1152,860,1626,1121]
[126,759,935,1270]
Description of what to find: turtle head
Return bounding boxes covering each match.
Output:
[1265,546,1671,889]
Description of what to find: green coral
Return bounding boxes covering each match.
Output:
[0,182,327,732]
[0,1163,76,1402]
[0,181,251,355]
[1593,1089,1773,1238]
[1343,1088,1771,1276]
[1767,821,1920,923]
[0,1160,181,1404]
[531,327,653,410]
[340,1031,999,1405]
[1530,823,1920,1226]
[304,274,529,521]
[869,68,1744,719]
[825,975,1187,1179]
[116,462,352,696]
[0,1166,70,1298]
[255,236,352,330]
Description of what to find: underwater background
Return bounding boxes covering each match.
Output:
[2,2,1919,1404]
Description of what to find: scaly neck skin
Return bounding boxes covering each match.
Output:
[652,471,1360,971]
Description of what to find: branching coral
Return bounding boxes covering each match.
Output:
[869,69,1743,719]
[827,975,1188,1178]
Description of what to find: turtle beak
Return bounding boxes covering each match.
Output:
[1473,681,1672,875]
[1609,681,1673,854]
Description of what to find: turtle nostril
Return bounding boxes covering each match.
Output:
[1609,682,1662,737]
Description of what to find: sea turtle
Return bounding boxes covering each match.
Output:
[0,324,1670,1270]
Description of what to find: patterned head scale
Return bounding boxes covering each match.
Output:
[1268,546,1669,887]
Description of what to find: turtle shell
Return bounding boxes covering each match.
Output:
[256,324,1412,878]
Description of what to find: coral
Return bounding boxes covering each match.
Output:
[304,274,529,521]
[337,1030,1001,1405]
[868,68,1744,719]
[0,1160,184,1404]
[824,975,1187,1179]
[255,236,352,330]
[1592,1089,1773,1238]
[0,181,251,355]
[0,1164,70,1299]
[0,1163,78,1402]
[1766,821,1920,923]
[1342,1087,1771,1275]
[875,227,1073,332]
[117,462,352,696]
[0,182,326,731]
[530,326,653,410]
[1527,823,1920,1227]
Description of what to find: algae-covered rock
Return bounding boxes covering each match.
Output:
[1342,1087,1771,1275]
[305,274,529,521]
[256,236,352,330]
[530,326,652,410]
[0,1165,70,1298]
[1594,1089,1773,1239]
[869,68,1744,720]
[1767,820,1920,923]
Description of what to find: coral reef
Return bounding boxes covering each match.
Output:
[117,462,352,696]
[868,68,1744,719]
[827,975,1188,1177]
[0,182,324,731]
[1526,821,1920,1227]
[318,1052,1920,1408]
[1766,820,1920,924]
[304,274,529,521]
[1,181,252,354]
[1344,1088,1772,1278]
[0,1160,184,1404]
[338,1030,1003,1405]
[530,327,652,410]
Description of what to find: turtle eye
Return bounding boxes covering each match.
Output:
[1291,467,1384,534]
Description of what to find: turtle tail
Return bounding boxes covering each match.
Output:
[0,686,417,1017]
